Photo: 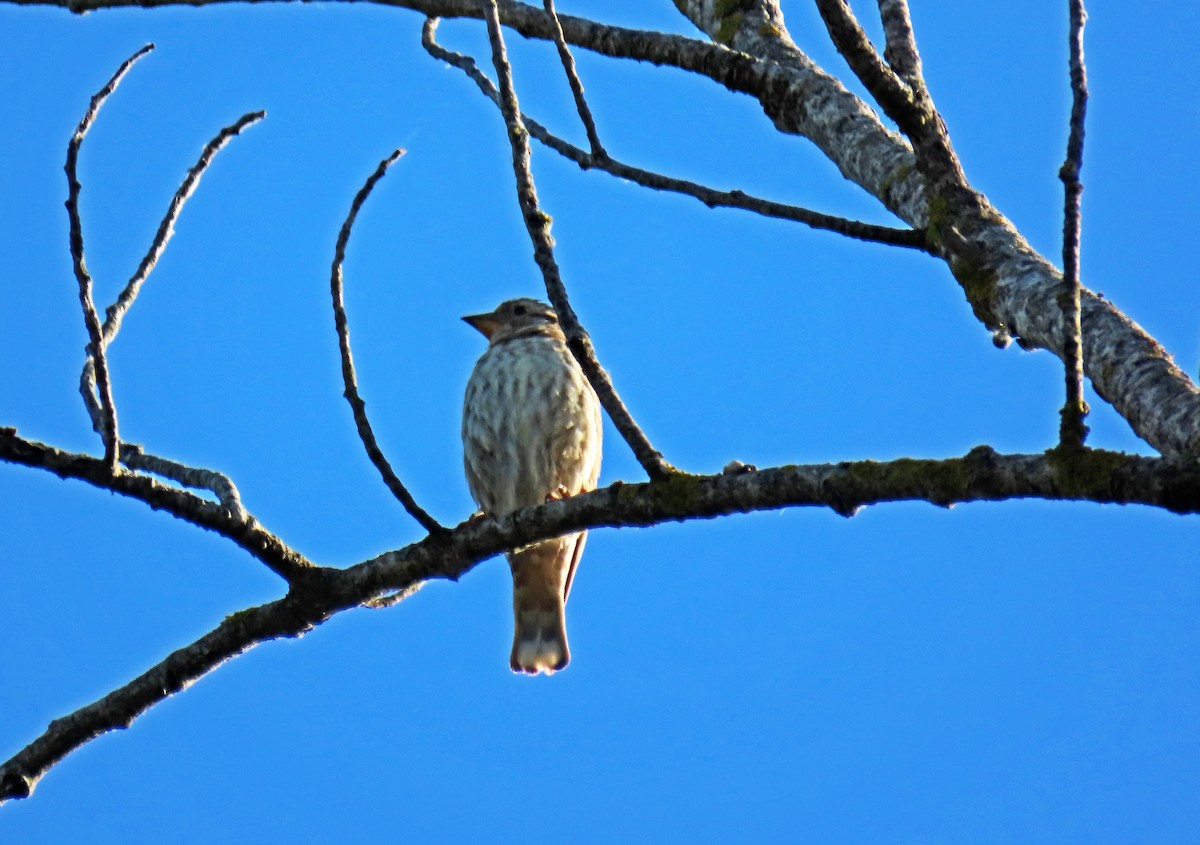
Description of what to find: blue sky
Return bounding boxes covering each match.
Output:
[2,1,1199,842]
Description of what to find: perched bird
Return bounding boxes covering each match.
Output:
[462,298,603,675]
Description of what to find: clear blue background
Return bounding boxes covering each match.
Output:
[2,2,1199,842]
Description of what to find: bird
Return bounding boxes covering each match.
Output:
[461,298,603,675]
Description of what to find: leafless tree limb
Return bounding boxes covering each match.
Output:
[70,106,266,517]
[362,582,424,609]
[21,0,1187,460]
[0,428,311,581]
[876,0,922,86]
[5,432,1199,805]
[4,0,1200,808]
[331,148,446,534]
[66,43,154,472]
[813,0,962,190]
[540,0,604,158]
[1058,0,1090,450]
[422,19,929,251]
[812,0,918,133]
[99,109,265,345]
[75,371,250,520]
[472,2,676,480]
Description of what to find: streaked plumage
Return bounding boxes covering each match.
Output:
[462,298,602,674]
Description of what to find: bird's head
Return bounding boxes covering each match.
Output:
[463,298,563,345]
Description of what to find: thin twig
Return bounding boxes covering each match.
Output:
[1058,0,1090,449]
[76,364,249,519]
[422,20,928,251]
[332,149,447,534]
[123,444,250,521]
[471,5,676,480]
[66,44,155,472]
[542,0,605,158]
[100,109,266,343]
[71,108,266,515]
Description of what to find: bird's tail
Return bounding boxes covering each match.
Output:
[508,537,577,675]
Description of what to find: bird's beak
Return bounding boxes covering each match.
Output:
[462,311,501,340]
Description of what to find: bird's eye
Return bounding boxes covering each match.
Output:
[512,305,528,316]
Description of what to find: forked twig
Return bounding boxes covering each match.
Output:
[66,43,155,472]
[817,0,962,188]
[474,1,675,479]
[1058,0,1090,449]
[71,57,263,516]
[331,149,446,533]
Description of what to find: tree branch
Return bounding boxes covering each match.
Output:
[98,109,265,345]
[876,0,922,86]
[71,106,264,517]
[4,436,1198,805]
[0,428,312,581]
[472,3,676,480]
[1058,0,1090,450]
[422,19,929,251]
[541,0,604,158]
[330,148,446,534]
[812,0,919,134]
[66,43,155,472]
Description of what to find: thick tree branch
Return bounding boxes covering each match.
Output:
[331,148,446,534]
[473,2,675,480]
[423,20,928,251]
[813,0,962,194]
[3,436,1198,805]
[1058,0,1090,449]
[0,428,312,581]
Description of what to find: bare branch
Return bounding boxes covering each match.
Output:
[77,366,250,519]
[541,0,605,158]
[362,582,424,609]
[71,94,264,516]
[470,5,676,480]
[814,0,964,195]
[0,428,311,581]
[121,444,249,521]
[876,0,921,85]
[0,592,313,804]
[331,149,447,534]
[422,20,929,251]
[1058,0,1090,449]
[100,109,266,344]
[813,0,918,135]
[5,438,1200,804]
[66,44,155,472]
